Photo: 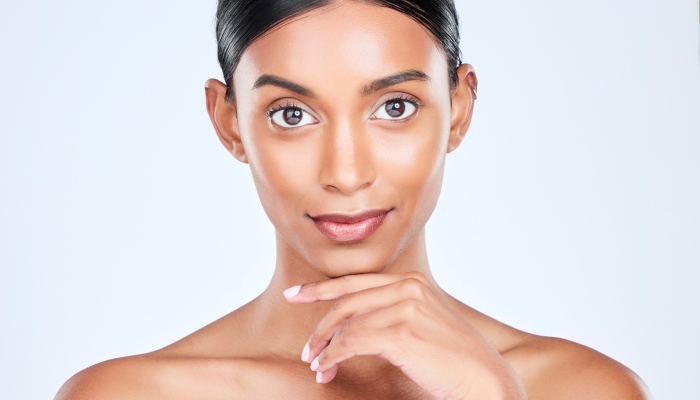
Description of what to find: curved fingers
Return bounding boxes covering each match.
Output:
[311,299,428,379]
[305,279,435,362]
[286,271,433,303]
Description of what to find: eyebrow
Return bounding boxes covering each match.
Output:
[252,75,316,98]
[361,69,431,96]
[251,69,430,98]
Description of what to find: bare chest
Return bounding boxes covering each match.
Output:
[240,362,434,400]
[162,358,434,400]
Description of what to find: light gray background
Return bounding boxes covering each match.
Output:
[1,0,698,398]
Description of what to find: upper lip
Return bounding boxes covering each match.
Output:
[309,208,391,224]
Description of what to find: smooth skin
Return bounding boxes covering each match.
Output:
[56,2,652,399]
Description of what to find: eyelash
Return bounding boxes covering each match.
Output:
[379,94,422,122]
[386,94,421,107]
[264,94,423,127]
[266,100,303,119]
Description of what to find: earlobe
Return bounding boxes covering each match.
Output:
[204,79,248,163]
[447,64,478,153]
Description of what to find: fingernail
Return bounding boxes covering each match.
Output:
[301,342,310,362]
[310,356,319,371]
[283,285,301,299]
[316,371,323,383]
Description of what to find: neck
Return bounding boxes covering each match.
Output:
[250,228,439,361]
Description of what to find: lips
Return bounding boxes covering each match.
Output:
[310,209,391,243]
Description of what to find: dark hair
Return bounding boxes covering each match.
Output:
[215,0,462,102]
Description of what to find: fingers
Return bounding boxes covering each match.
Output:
[283,271,432,304]
[316,365,339,384]
[284,272,438,384]
[310,324,392,374]
[310,301,426,382]
[304,280,433,363]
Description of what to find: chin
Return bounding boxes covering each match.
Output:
[307,245,396,278]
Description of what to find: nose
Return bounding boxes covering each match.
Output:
[318,119,377,196]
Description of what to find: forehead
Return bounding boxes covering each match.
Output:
[233,2,449,94]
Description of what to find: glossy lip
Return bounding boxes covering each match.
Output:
[309,208,392,243]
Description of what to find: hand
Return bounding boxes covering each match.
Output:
[283,272,527,400]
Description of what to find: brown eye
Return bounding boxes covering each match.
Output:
[284,108,303,125]
[374,99,418,121]
[270,106,315,128]
[385,101,405,118]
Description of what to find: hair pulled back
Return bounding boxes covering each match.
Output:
[215,0,462,101]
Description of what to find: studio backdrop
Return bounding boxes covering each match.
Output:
[0,0,698,398]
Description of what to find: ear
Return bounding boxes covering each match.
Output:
[447,64,478,153]
[205,79,248,163]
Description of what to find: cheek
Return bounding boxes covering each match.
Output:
[239,101,450,238]
[374,113,449,216]
[241,117,320,228]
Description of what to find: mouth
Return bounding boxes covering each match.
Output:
[309,208,392,243]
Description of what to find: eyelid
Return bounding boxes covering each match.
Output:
[372,91,421,109]
[369,92,422,121]
[266,98,315,117]
[265,98,319,130]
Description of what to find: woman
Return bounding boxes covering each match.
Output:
[56,0,651,398]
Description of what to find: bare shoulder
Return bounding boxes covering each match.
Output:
[55,355,160,400]
[503,334,652,400]
[53,353,249,400]
[54,301,265,400]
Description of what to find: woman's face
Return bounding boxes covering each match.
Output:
[218,2,474,277]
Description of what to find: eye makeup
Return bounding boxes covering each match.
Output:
[266,99,318,130]
[371,93,422,122]
[264,91,423,131]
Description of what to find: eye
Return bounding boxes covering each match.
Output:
[373,99,418,121]
[270,106,315,128]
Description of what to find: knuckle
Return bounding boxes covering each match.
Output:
[304,281,319,296]
[338,332,354,348]
[308,329,320,347]
[400,299,421,320]
[399,277,426,299]
[336,275,353,295]
[406,271,427,283]
[330,296,345,312]
[335,322,359,348]
[331,291,357,313]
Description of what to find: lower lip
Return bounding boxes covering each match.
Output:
[312,212,389,243]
